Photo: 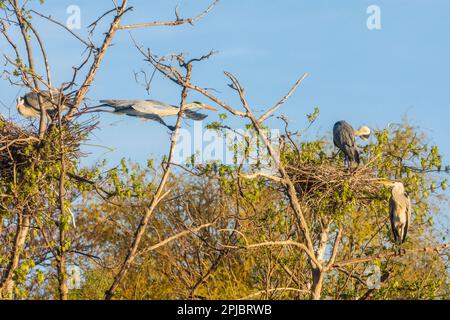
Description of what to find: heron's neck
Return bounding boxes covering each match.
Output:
[392,186,405,199]
[182,103,197,110]
[18,103,39,118]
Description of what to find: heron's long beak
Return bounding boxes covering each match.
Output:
[360,134,370,141]
[373,179,396,187]
[201,105,217,111]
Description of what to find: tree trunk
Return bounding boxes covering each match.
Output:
[56,254,68,300]
[0,214,30,299]
[311,268,324,300]
[310,223,330,300]
[57,100,69,301]
[0,215,3,238]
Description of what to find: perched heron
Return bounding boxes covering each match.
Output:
[16,91,71,118]
[333,121,371,167]
[379,180,412,245]
[99,99,217,131]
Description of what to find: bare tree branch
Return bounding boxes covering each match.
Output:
[104,61,194,300]
[258,73,308,124]
[332,242,450,268]
[118,0,221,30]
[138,223,214,256]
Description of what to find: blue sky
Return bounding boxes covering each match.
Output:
[1,0,450,168]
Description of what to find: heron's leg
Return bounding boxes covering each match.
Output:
[399,227,407,255]
[399,243,406,256]
[393,243,400,255]
[393,241,405,255]
[331,150,340,160]
[345,156,352,173]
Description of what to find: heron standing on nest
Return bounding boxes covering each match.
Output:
[98,99,217,131]
[16,91,72,118]
[333,121,371,168]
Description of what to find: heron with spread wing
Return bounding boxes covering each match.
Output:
[99,99,217,131]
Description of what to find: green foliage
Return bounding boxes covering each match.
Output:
[63,120,448,300]
[1,111,449,300]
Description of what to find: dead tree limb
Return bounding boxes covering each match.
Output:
[331,242,450,269]
[104,62,193,300]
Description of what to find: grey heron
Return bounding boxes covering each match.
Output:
[333,121,371,167]
[16,91,71,118]
[379,180,412,245]
[99,99,217,131]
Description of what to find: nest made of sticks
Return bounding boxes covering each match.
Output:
[0,116,38,178]
[0,115,95,183]
[285,160,384,210]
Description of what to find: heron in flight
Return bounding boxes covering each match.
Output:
[378,180,412,245]
[16,91,71,118]
[333,121,371,167]
[99,99,217,131]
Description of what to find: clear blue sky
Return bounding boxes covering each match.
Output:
[1,0,450,168]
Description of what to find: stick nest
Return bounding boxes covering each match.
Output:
[0,115,94,183]
[285,159,384,209]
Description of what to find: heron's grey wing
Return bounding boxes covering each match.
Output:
[45,92,70,111]
[183,109,208,121]
[146,100,174,109]
[130,100,178,114]
[340,123,356,147]
[139,113,176,131]
[333,121,355,147]
[120,109,175,131]
[24,92,49,111]
[100,100,142,112]
[389,197,400,244]
[333,121,359,163]
[139,113,168,125]
[100,100,142,107]
[333,122,343,148]
[25,91,67,112]
[402,193,412,243]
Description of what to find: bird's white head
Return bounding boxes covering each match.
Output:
[355,126,371,140]
[16,97,26,115]
[377,180,405,195]
[16,96,24,106]
[16,96,39,118]
[391,181,405,194]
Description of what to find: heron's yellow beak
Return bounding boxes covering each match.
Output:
[202,105,217,111]
[374,179,395,187]
[360,134,370,141]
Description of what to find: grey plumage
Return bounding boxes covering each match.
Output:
[333,121,371,167]
[109,105,176,131]
[333,121,360,165]
[183,109,208,121]
[99,99,215,131]
[17,91,72,118]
